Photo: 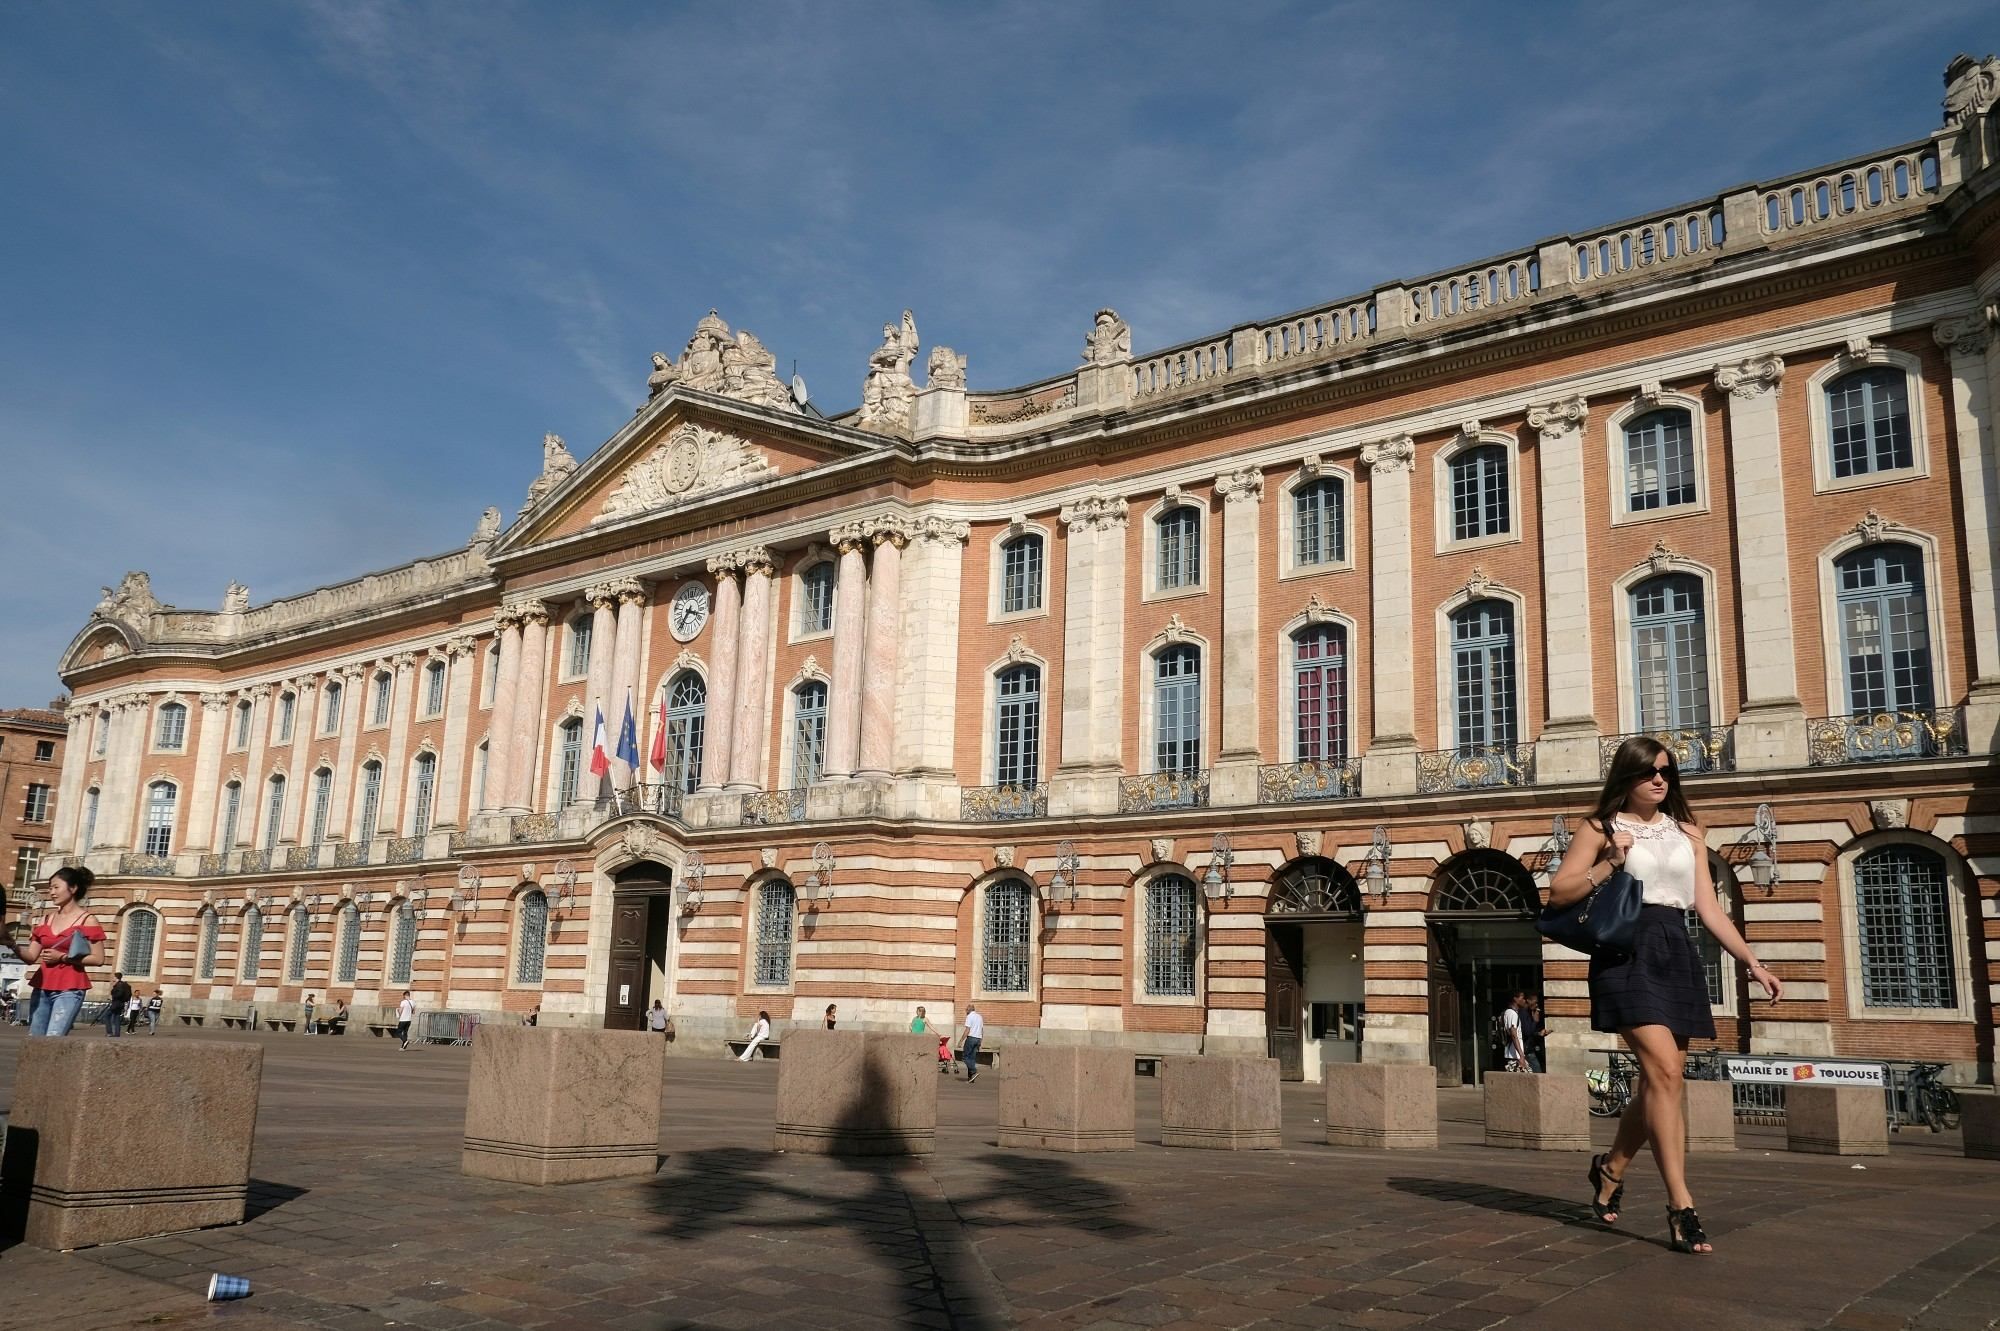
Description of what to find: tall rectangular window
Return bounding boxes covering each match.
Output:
[1156,507,1200,589]
[234,702,252,748]
[1451,602,1516,752]
[198,909,219,980]
[1152,647,1201,775]
[410,754,436,836]
[557,721,583,806]
[154,703,187,751]
[1293,479,1345,566]
[754,882,796,986]
[357,764,382,843]
[276,693,296,743]
[308,770,333,846]
[1827,369,1913,478]
[982,881,1032,992]
[791,683,827,787]
[142,783,175,856]
[424,662,447,717]
[1631,575,1710,730]
[1001,536,1043,614]
[1449,445,1510,541]
[13,847,40,894]
[321,681,343,734]
[664,676,706,795]
[1623,409,1697,511]
[1145,876,1198,997]
[336,902,361,984]
[388,903,417,985]
[371,673,393,726]
[1292,626,1348,763]
[1856,847,1955,1009]
[263,777,286,852]
[81,788,99,850]
[218,783,239,849]
[995,666,1041,788]
[800,564,835,635]
[566,617,593,677]
[95,712,110,757]
[23,785,50,822]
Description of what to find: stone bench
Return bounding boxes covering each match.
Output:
[998,1046,1134,1152]
[775,1031,935,1156]
[1323,1064,1436,1150]
[264,1018,298,1033]
[462,1027,665,1185]
[1684,1079,1735,1154]
[1484,1072,1590,1151]
[1786,1084,1887,1156]
[1160,1056,1280,1150]
[727,1038,781,1059]
[367,1023,401,1038]
[1961,1092,2000,1161]
[1,1039,262,1249]
[177,1014,204,1026]
[217,1012,255,1030]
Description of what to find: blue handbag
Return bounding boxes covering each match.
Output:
[1536,867,1642,956]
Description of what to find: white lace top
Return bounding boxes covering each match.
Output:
[1612,813,1697,909]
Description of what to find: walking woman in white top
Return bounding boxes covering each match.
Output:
[1549,737,1782,1254]
[738,1010,771,1061]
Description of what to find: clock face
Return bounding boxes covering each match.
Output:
[668,581,711,642]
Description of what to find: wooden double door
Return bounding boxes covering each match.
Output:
[602,865,673,1030]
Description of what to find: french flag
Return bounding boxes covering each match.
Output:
[588,705,610,778]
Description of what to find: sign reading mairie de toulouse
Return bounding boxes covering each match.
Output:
[1725,1057,1885,1087]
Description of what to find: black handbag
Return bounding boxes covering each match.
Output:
[1537,867,1643,956]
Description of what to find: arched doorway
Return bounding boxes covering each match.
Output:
[603,860,675,1029]
[1427,850,1540,1086]
[1264,857,1363,1083]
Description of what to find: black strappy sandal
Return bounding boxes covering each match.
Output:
[1587,1153,1624,1223]
[1666,1205,1711,1253]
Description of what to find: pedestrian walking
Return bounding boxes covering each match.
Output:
[737,1010,771,1062]
[824,1003,837,1031]
[1526,996,1548,1073]
[1499,990,1530,1073]
[145,990,163,1033]
[395,990,416,1050]
[106,971,132,1038]
[647,999,671,1037]
[125,988,143,1034]
[1550,736,1782,1255]
[304,993,317,1034]
[909,1005,927,1034]
[523,1004,539,1027]
[957,1004,983,1083]
[0,866,106,1038]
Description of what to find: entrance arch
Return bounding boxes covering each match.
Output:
[603,860,675,1029]
[1264,857,1363,1083]
[1426,850,1541,1087]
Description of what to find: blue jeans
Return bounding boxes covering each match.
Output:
[106,1008,125,1037]
[30,989,84,1037]
[960,1036,981,1078]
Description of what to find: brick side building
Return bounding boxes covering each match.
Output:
[39,53,2000,1086]
[1,704,66,912]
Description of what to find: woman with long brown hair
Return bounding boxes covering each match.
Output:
[1549,737,1781,1253]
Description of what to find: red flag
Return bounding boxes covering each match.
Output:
[588,706,609,777]
[650,692,667,771]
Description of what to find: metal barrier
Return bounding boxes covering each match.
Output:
[1596,1048,1954,1127]
[421,1010,479,1047]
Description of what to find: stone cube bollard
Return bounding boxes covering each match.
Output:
[1160,1056,1281,1150]
[1483,1072,1590,1150]
[462,1027,665,1184]
[1785,1084,1887,1156]
[999,1045,1135,1152]
[1961,1093,2000,1162]
[1683,1079,1736,1154]
[1324,1063,1437,1149]
[0,1039,262,1250]
[775,1030,936,1156]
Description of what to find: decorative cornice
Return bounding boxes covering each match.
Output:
[1059,493,1128,531]
[1002,634,1033,664]
[1639,540,1693,576]
[1358,434,1415,474]
[830,521,871,553]
[1214,467,1265,504]
[868,517,913,548]
[1527,394,1588,436]
[1852,508,1909,543]
[1933,317,1990,358]
[1713,351,1785,399]
[910,516,972,546]
[1300,592,1341,625]
[737,546,777,576]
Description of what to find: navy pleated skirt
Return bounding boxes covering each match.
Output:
[1588,905,1717,1039]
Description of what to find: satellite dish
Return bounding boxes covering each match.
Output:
[790,374,810,406]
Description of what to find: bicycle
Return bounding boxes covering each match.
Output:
[1587,1052,1637,1117]
[1902,1061,1961,1132]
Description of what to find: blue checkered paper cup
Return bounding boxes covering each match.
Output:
[207,1273,251,1301]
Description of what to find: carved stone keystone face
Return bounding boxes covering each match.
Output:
[1294,830,1322,859]
[1148,837,1174,865]
[1868,799,1909,831]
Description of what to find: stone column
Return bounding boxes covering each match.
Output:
[607,579,650,786]
[1936,316,2000,750]
[1087,507,1127,775]
[1049,497,1121,815]
[892,517,971,780]
[47,705,91,856]
[182,693,230,852]
[1055,500,1102,772]
[376,655,415,834]
[282,678,319,845]
[824,525,871,780]
[1212,468,1264,805]
[240,686,273,848]
[1527,396,1600,783]
[700,556,742,793]
[325,665,366,837]
[484,607,525,812]
[582,584,619,732]
[1360,437,1417,796]
[93,694,146,852]
[856,522,907,781]
[1714,353,1806,768]
[727,550,775,790]
[507,607,551,811]
[433,637,478,829]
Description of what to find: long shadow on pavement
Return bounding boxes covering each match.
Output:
[1388,1175,1676,1251]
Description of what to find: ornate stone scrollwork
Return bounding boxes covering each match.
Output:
[1359,434,1415,474]
[1933,317,1991,359]
[1943,53,2000,128]
[1148,837,1174,865]
[1082,308,1132,366]
[1301,592,1340,625]
[1058,493,1128,532]
[1214,468,1265,504]
[1527,394,1589,436]
[1852,509,1905,543]
[1714,352,1785,399]
[909,516,971,546]
[646,310,798,413]
[1293,829,1322,859]
[830,521,871,553]
[1643,540,1691,575]
[1002,635,1032,665]
[1157,614,1194,645]
[596,422,776,524]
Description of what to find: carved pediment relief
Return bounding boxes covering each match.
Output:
[594,423,775,524]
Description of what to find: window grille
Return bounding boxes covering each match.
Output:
[1856,847,1955,1008]
[1001,535,1044,613]
[142,782,175,855]
[1449,445,1510,540]
[754,881,796,986]
[357,764,382,842]
[1292,625,1348,763]
[665,673,706,794]
[1431,851,1538,914]
[1682,904,1727,1007]
[1294,478,1345,565]
[1451,601,1516,751]
[240,907,264,981]
[1153,647,1201,775]
[287,909,310,982]
[120,908,158,975]
[982,880,1032,992]
[410,753,436,836]
[198,908,219,980]
[1826,368,1912,478]
[1631,574,1710,730]
[1836,545,1933,714]
[1624,409,1697,511]
[995,666,1041,787]
[792,683,827,787]
[800,563,835,634]
[516,891,548,983]
[1145,875,1198,996]
[336,902,360,983]
[388,902,417,985]
[1268,859,1362,915]
[1156,507,1201,589]
[155,702,187,750]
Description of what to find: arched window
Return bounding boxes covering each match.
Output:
[556,719,584,806]
[410,752,437,836]
[197,906,220,980]
[217,781,240,849]
[566,613,594,678]
[1268,858,1362,916]
[792,682,827,787]
[753,880,797,986]
[1144,874,1199,996]
[276,691,296,743]
[262,775,286,851]
[1153,646,1202,775]
[335,900,361,984]
[370,671,394,726]
[1623,408,1696,511]
[287,906,310,983]
[515,890,549,984]
[1855,846,1955,1009]
[800,562,835,635]
[1292,625,1348,763]
[1431,850,1539,915]
[142,781,177,856]
[1156,506,1201,590]
[663,673,706,794]
[982,879,1033,992]
[1682,872,1734,1009]
[423,659,447,717]
[357,761,383,842]
[1449,444,1510,541]
[1826,367,1912,478]
[387,900,417,985]
[1835,544,1933,715]
[1001,534,1044,614]
[995,665,1042,787]
[155,701,188,751]
[1450,601,1516,753]
[81,787,99,850]
[308,768,334,847]
[120,907,159,976]
[321,681,343,734]
[233,700,252,748]
[239,906,265,981]
[1294,478,1345,566]
[1631,574,1710,730]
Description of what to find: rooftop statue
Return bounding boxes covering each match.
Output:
[858,310,920,431]
[222,581,250,614]
[927,344,967,392]
[646,310,799,412]
[521,433,579,513]
[1083,308,1132,365]
[1944,52,2000,127]
[470,506,502,545]
[94,571,159,625]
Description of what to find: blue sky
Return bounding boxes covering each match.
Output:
[0,1,1990,705]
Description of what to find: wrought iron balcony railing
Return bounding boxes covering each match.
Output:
[239,848,272,874]
[742,788,807,826]
[1416,744,1535,793]
[336,841,371,868]
[118,853,176,877]
[198,852,230,876]
[1257,759,1361,804]
[596,783,687,822]
[1807,707,1965,766]
[1598,726,1735,776]
[1118,769,1210,813]
[960,782,1049,821]
[509,812,561,844]
[287,845,319,872]
[386,836,427,864]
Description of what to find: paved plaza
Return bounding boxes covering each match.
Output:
[1,1025,1996,1331]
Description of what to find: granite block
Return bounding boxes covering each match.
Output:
[774,1030,936,1156]
[998,1045,1134,1152]
[1960,1092,2000,1161]
[1785,1083,1887,1156]
[1160,1056,1281,1150]
[1683,1079,1736,1153]
[462,1027,665,1184]
[1483,1072,1590,1150]
[0,1039,262,1250]
[1324,1063,1437,1149]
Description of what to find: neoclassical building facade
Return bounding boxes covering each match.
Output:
[42,56,2000,1083]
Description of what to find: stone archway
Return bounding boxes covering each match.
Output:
[1425,850,1541,1087]
[1264,857,1364,1083]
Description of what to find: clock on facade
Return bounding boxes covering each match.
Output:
[668,581,711,642]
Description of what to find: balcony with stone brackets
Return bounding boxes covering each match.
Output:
[1806,707,1966,766]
